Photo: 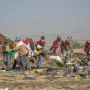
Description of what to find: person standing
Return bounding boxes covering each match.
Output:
[65,39,71,51]
[0,41,2,46]
[13,37,19,69]
[84,39,90,62]
[29,38,35,53]
[50,36,68,56]
[37,36,45,68]
[23,38,33,70]
[12,38,27,71]
[2,38,12,70]
[69,37,74,50]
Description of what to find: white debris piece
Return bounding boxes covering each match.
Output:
[49,56,63,63]
[0,88,8,90]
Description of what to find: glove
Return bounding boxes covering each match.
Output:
[45,49,49,52]
[27,52,29,55]
[49,49,52,51]
[8,50,11,54]
[9,49,12,52]
[67,51,70,54]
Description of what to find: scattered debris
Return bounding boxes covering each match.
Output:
[0,88,8,90]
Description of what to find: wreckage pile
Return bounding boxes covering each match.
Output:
[32,51,90,79]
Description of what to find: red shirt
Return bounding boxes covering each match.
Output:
[25,42,28,45]
[0,42,1,45]
[37,40,45,47]
[24,42,29,55]
[65,41,70,46]
[84,43,90,53]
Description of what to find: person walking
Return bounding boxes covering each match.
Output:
[37,36,45,68]
[12,37,28,71]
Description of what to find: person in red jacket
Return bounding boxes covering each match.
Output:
[37,36,45,68]
[37,36,45,48]
[65,39,71,50]
[84,39,90,62]
[0,41,2,46]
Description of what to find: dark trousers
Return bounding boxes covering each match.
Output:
[13,55,26,70]
[19,55,26,70]
[88,54,90,62]
[13,56,20,69]
[13,55,31,70]
[13,60,17,69]
[25,55,31,70]
[4,53,11,70]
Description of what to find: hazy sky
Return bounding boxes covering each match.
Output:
[0,0,90,41]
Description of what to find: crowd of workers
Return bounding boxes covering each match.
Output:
[1,36,90,71]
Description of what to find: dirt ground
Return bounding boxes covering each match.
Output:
[0,70,90,90]
[0,52,90,90]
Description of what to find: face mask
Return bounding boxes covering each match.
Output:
[41,40,45,42]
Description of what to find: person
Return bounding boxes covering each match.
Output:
[65,39,71,50]
[12,37,28,71]
[37,36,45,48]
[25,38,34,56]
[0,41,2,46]
[37,36,45,68]
[69,37,74,50]
[84,39,90,62]
[29,38,35,53]
[23,38,33,70]
[13,37,19,69]
[50,36,68,56]
[2,38,12,70]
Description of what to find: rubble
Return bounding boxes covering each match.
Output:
[35,50,90,79]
